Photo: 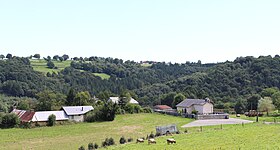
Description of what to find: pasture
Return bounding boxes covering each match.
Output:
[108,123,280,150]
[30,59,71,74]
[0,113,191,150]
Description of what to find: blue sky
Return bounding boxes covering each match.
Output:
[0,0,280,63]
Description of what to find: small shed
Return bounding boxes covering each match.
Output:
[156,124,178,135]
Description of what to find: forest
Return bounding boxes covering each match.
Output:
[1,54,280,114]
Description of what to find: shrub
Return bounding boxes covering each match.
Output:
[94,143,98,149]
[78,146,85,150]
[88,143,94,150]
[119,136,126,144]
[127,137,133,143]
[108,137,115,145]
[191,110,198,115]
[143,107,152,113]
[47,61,55,69]
[47,114,56,126]
[1,113,20,128]
[102,138,110,147]
[149,132,155,139]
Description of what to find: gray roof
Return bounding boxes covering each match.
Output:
[31,111,69,122]
[62,106,94,115]
[176,99,211,108]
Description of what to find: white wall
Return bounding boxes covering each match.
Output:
[202,103,213,114]
[69,115,84,122]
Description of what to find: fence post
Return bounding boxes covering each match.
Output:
[221,124,223,130]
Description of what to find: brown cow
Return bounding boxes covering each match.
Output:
[148,138,156,144]
[167,138,176,144]
[136,138,144,143]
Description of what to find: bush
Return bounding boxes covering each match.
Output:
[88,143,94,150]
[94,143,98,149]
[127,137,133,143]
[108,137,115,145]
[47,61,55,69]
[102,137,115,147]
[119,136,126,144]
[1,113,20,128]
[143,107,152,113]
[149,132,155,139]
[47,114,56,126]
[191,110,198,115]
[78,146,85,150]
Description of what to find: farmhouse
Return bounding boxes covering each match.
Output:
[12,106,94,123]
[61,106,93,122]
[108,97,139,104]
[176,98,213,114]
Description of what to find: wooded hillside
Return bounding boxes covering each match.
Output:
[1,54,280,110]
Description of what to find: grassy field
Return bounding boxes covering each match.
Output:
[93,73,111,80]
[30,59,71,74]
[0,113,191,150]
[231,114,280,122]
[109,123,280,150]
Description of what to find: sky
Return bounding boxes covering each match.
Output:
[0,0,280,63]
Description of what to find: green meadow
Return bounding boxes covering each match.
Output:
[0,113,191,150]
[108,123,280,150]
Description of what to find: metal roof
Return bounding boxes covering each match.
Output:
[62,106,93,115]
[31,111,69,122]
[11,109,35,122]
[154,105,172,110]
[108,97,139,104]
[176,99,211,108]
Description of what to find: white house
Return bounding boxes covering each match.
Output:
[176,98,213,114]
[108,97,139,104]
[61,106,94,122]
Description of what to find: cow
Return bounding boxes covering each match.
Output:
[136,138,144,143]
[167,138,176,144]
[148,138,156,144]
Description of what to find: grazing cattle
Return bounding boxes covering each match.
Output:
[136,138,144,143]
[167,138,176,144]
[148,138,156,144]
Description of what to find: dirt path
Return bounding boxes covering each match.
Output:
[182,118,254,127]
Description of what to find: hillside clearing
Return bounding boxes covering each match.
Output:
[0,113,191,150]
[30,59,71,74]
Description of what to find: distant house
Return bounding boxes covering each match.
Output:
[153,105,173,111]
[31,111,69,122]
[176,98,213,114]
[61,106,94,122]
[11,109,35,123]
[108,97,139,105]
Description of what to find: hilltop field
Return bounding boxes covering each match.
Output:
[1,113,280,150]
[30,59,110,80]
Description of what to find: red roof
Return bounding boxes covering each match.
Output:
[11,109,35,122]
[154,105,172,110]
